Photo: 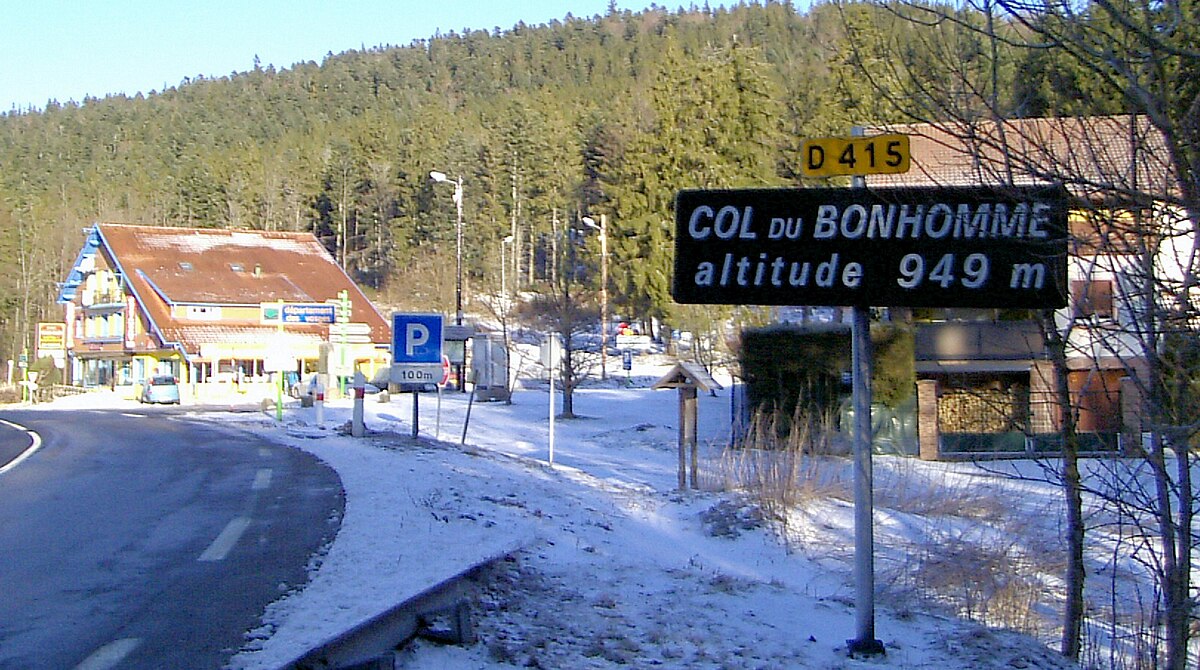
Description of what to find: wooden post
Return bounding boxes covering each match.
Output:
[652,362,722,492]
[677,387,688,490]
[684,386,699,488]
[916,379,940,460]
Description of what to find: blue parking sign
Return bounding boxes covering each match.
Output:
[392,313,444,364]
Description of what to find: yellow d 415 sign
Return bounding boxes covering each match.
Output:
[801,134,911,177]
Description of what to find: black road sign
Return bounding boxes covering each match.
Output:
[672,185,1069,308]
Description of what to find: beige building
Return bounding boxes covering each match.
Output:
[56,223,392,400]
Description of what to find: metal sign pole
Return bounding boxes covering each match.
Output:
[849,304,883,656]
[413,389,421,439]
[849,128,884,657]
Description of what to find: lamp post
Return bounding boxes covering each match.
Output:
[501,235,515,402]
[500,235,515,305]
[582,214,608,380]
[429,170,464,326]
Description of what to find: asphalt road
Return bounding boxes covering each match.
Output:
[0,406,344,669]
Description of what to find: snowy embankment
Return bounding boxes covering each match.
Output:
[213,361,1078,670]
[47,361,1079,669]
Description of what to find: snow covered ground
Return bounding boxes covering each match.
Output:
[41,356,1081,669]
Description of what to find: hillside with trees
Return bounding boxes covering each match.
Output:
[0,1,1116,367]
[6,1,1197,666]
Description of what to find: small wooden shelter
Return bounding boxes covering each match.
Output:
[652,361,723,490]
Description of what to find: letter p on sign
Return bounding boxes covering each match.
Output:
[392,313,444,364]
[405,324,429,356]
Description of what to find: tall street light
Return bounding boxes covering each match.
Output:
[500,235,515,304]
[501,234,515,402]
[430,170,464,326]
[582,214,608,380]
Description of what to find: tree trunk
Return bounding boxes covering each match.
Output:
[1165,445,1192,670]
[1144,420,1195,670]
[1044,311,1085,660]
[1060,427,1085,661]
[560,341,575,418]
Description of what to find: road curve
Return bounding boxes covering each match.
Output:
[0,407,344,670]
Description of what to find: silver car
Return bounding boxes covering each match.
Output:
[140,374,180,404]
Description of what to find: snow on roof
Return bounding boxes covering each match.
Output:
[83,223,392,355]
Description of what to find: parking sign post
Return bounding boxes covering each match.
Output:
[392,313,445,438]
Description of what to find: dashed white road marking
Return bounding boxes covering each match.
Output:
[252,468,273,490]
[74,637,142,670]
[198,517,252,562]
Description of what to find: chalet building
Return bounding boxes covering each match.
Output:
[866,115,1189,458]
[56,223,392,400]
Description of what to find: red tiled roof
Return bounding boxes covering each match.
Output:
[96,224,391,356]
[864,115,1175,200]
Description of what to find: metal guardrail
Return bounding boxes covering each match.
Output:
[277,548,515,670]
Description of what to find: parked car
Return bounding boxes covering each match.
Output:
[140,374,180,404]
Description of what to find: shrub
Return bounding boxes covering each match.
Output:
[737,323,914,441]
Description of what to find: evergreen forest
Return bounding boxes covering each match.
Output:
[0,1,1125,365]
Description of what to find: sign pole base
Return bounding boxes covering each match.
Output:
[413,390,420,439]
[846,638,886,658]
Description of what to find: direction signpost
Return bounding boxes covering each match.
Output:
[673,150,1069,658]
[329,322,372,344]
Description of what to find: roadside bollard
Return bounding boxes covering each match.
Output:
[315,383,325,426]
[351,372,365,438]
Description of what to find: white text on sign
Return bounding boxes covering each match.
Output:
[671,186,1069,309]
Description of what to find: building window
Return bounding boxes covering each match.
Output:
[1072,279,1114,319]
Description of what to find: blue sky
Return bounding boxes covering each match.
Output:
[1,1,642,112]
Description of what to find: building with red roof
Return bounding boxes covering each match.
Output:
[56,223,391,399]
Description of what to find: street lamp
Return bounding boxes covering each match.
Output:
[501,234,515,403]
[429,170,464,326]
[500,235,515,304]
[582,214,608,380]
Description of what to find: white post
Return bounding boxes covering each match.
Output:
[454,176,464,326]
[315,381,325,426]
[436,385,443,441]
[548,337,556,467]
[351,371,366,438]
[598,214,609,380]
